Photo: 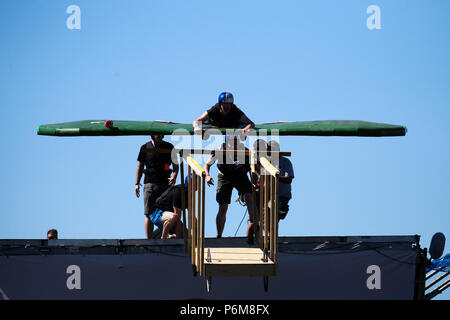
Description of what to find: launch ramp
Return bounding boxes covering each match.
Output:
[182,154,280,291]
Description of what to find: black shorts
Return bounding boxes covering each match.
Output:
[143,183,169,216]
[279,196,290,220]
[216,173,252,205]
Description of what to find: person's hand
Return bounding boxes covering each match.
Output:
[206,175,214,186]
[194,126,202,135]
[193,121,203,135]
[168,175,176,186]
[135,184,140,198]
[241,125,253,136]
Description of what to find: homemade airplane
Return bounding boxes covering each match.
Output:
[37,119,407,137]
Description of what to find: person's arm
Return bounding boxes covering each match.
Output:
[203,158,215,186]
[172,187,183,218]
[279,159,294,184]
[135,161,144,197]
[193,112,209,134]
[279,175,293,184]
[168,163,179,186]
[242,123,254,132]
[236,107,255,133]
[173,206,182,218]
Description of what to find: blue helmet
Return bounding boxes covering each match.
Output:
[218,92,234,104]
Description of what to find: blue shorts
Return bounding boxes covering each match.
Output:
[148,209,165,230]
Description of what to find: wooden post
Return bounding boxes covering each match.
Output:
[201,176,206,276]
[189,168,197,265]
[250,151,259,245]
[259,171,264,249]
[264,172,269,252]
[274,175,279,266]
[270,176,275,261]
[197,174,201,272]
[187,166,192,259]
[179,153,188,254]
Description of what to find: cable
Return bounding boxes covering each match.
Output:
[140,245,187,259]
[234,208,248,237]
[279,242,418,266]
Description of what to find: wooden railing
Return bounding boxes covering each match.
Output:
[180,155,206,276]
[178,150,281,277]
[258,156,280,265]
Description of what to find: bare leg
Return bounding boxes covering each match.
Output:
[216,203,228,238]
[243,193,254,235]
[145,216,154,239]
[161,212,179,239]
[246,222,254,237]
[244,193,255,223]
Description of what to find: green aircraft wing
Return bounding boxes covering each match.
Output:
[37,120,407,137]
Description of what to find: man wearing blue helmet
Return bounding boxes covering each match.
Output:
[193,92,255,134]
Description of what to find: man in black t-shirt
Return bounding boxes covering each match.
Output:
[192,92,255,135]
[204,136,255,242]
[135,134,179,239]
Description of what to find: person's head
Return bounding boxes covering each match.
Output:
[218,92,234,115]
[47,229,58,240]
[267,140,280,156]
[253,139,267,153]
[151,134,164,146]
[224,135,239,150]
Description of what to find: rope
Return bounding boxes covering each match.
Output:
[234,208,248,237]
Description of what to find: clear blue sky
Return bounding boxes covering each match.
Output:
[1,0,449,298]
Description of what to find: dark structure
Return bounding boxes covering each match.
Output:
[0,235,427,300]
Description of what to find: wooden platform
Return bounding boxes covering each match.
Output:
[198,247,276,277]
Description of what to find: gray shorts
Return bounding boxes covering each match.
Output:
[143,183,169,216]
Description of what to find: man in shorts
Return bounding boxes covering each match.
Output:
[267,140,294,221]
[135,134,179,238]
[204,135,255,241]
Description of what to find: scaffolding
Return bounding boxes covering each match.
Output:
[179,151,281,292]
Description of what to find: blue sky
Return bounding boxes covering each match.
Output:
[1,0,449,298]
